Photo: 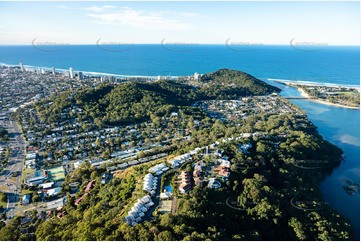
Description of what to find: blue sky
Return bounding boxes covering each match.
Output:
[0,1,359,45]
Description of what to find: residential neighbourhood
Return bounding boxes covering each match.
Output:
[0,64,342,241]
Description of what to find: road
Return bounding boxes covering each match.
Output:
[0,117,25,219]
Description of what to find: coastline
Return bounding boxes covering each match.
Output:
[271,78,360,110]
[297,87,360,110]
[0,63,180,79]
[271,78,360,90]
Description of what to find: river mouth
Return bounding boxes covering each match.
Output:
[264,78,360,240]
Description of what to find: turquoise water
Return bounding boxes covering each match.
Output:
[267,80,360,239]
[164,185,172,193]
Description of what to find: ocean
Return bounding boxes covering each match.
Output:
[0,44,360,238]
[0,45,359,85]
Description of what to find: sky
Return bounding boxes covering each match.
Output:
[0,1,359,45]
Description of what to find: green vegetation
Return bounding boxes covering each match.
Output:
[34,162,154,240]
[299,85,359,108]
[199,68,280,99]
[0,192,7,203]
[5,112,349,241]
[0,127,9,141]
[0,69,353,240]
[36,69,280,126]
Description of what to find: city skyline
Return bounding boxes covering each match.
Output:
[0,1,359,45]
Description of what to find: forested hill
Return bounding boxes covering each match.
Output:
[199,68,280,98]
[37,69,280,125]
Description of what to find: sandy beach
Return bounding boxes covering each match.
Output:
[297,87,360,110]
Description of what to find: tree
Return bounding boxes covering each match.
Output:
[0,219,20,240]
[288,217,307,240]
[185,164,192,173]
[160,213,174,227]
[256,141,272,156]
[138,227,153,240]
[101,148,111,159]
[0,221,5,230]
[32,194,40,203]
[0,192,7,203]
[0,127,9,141]
[157,230,175,241]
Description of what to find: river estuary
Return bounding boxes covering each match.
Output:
[266,80,360,239]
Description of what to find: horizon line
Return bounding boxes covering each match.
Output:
[0,43,359,47]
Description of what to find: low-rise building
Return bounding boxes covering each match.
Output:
[207,178,221,189]
[22,194,31,205]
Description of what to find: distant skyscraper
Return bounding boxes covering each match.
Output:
[194,72,200,81]
[52,67,55,76]
[20,62,24,72]
[69,67,74,79]
[78,72,83,80]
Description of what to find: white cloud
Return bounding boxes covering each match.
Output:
[86,8,193,31]
[83,5,117,12]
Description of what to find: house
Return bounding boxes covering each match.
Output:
[149,163,167,174]
[25,170,47,186]
[125,195,154,226]
[39,182,54,189]
[160,191,172,200]
[143,173,157,193]
[20,217,31,225]
[207,178,221,189]
[218,159,230,168]
[73,160,84,169]
[25,159,36,169]
[101,172,112,184]
[179,184,192,194]
[139,195,151,204]
[46,187,61,197]
[179,171,192,194]
[22,194,31,205]
[217,167,230,180]
[25,153,36,160]
[117,163,129,169]
[194,177,203,187]
[239,143,252,153]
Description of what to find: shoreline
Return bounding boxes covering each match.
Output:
[271,78,360,90]
[272,77,361,110]
[297,87,360,110]
[0,63,181,79]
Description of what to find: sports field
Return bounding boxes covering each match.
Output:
[48,166,65,181]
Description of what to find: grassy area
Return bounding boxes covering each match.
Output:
[0,200,7,208]
[9,176,17,182]
[158,200,172,214]
[48,165,65,181]
[20,168,36,195]
[20,167,35,185]
[338,91,355,96]
[0,185,9,192]
[21,189,33,196]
